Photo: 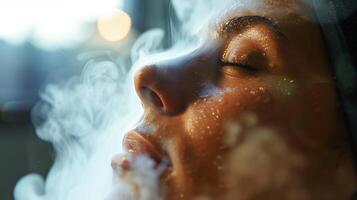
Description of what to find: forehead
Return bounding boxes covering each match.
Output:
[209,0,315,26]
[199,0,316,41]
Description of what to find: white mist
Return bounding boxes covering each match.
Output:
[13,0,232,199]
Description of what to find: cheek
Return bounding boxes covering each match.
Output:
[182,83,272,156]
[284,82,343,143]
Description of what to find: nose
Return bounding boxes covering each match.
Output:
[134,65,185,114]
[134,51,219,114]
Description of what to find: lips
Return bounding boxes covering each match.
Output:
[124,130,164,162]
[111,130,171,175]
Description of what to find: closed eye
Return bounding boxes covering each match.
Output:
[220,60,258,73]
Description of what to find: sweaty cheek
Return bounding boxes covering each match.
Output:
[183,96,226,156]
[183,83,271,154]
[268,76,298,99]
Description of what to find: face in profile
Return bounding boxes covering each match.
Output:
[112,0,357,199]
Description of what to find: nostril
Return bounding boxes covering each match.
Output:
[149,90,164,108]
[142,87,164,108]
[134,65,183,114]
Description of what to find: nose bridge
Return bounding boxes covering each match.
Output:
[134,58,187,96]
[134,52,218,114]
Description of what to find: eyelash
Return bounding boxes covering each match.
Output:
[220,60,258,73]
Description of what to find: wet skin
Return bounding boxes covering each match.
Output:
[114,0,357,199]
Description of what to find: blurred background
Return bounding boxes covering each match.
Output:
[0,0,171,199]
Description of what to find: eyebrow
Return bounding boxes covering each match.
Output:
[219,15,286,39]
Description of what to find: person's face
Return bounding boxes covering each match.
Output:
[113,0,355,199]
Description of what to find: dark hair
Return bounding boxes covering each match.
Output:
[313,0,357,198]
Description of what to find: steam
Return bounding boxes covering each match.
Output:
[11,1,258,200]
[14,58,135,199]
[13,0,321,200]
[13,3,210,197]
[13,28,167,199]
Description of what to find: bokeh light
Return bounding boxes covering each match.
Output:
[97,9,132,42]
[0,0,123,49]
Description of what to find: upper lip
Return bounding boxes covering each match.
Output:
[122,130,166,165]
